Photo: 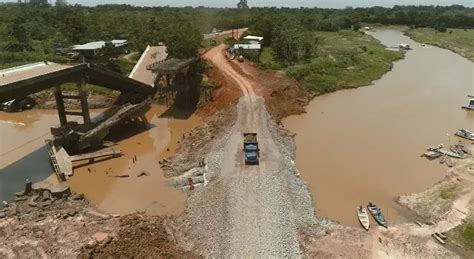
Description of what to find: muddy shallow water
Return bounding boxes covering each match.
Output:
[0,105,201,216]
[283,29,474,226]
[67,105,201,216]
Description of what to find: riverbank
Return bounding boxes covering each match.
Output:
[299,146,474,257]
[283,27,474,226]
[405,28,474,62]
[260,30,404,96]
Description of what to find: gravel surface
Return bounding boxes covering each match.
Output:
[172,45,323,257]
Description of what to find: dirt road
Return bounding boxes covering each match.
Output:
[176,45,316,256]
[203,28,248,40]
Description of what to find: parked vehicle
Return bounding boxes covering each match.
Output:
[243,133,259,165]
[1,96,36,112]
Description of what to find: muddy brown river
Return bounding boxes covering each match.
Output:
[0,105,201,216]
[283,29,474,226]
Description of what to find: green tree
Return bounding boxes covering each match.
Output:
[237,0,249,9]
[352,23,361,32]
[8,18,29,43]
[160,16,203,59]
[271,21,317,64]
[4,17,33,52]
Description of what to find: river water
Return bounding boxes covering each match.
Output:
[0,110,57,203]
[283,29,474,226]
[0,105,201,216]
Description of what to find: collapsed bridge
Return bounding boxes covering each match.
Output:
[0,61,155,149]
[0,47,203,179]
[0,61,157,179]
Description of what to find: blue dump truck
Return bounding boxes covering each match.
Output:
[243,133,259,165]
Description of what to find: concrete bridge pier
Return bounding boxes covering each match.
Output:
[53,77,91,127]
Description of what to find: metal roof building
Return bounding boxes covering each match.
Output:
[243,35,264,42]
[73,40,128,51]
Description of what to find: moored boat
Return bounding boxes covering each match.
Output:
[367,202,387,228]
[461,98,474,110]
[455,128,474,141]
[357,206,370,231]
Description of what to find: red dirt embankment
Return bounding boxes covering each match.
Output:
[200,44,311,121]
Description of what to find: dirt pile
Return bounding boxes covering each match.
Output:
[0,187,189,258]
[80,214,195,258]
[0,187,117,258]
[229,59,313,121]
[165,105,237,177]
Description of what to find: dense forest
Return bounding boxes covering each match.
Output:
[0,3,472,68]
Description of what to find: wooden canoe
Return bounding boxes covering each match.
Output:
[357,206,370,231]
[367,202,388,228]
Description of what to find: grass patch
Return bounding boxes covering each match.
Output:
[285,30,403,94]
[460,223,474,251]
[61,83,115,97]
[406,28,474,62]
[259,48,282,70]
[439,185,458,200]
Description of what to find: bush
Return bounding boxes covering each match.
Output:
[258,48,282,70]
[461,224,474,250]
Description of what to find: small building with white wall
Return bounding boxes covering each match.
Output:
[243,35,264,45]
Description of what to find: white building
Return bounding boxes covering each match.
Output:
[243,35,264,45]
[234,44,261,50]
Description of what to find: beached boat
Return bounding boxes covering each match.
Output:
[438,149,466,159]
[367,202,387,228]
[455,128,474,141]
[423,150,442,159]
[427,144,443,151]
[357,206,370,231]
[427,144,466,159]
[399,43,411,50]
[462,98,474,110]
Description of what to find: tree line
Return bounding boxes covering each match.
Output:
[0,3,472,65]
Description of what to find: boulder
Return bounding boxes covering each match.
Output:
[92,232,109,242]
[70,193,85,200]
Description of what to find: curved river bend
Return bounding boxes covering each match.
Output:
[283,29,474,226]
